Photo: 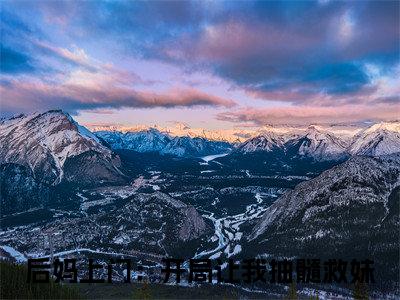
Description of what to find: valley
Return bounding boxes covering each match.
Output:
[0,110,399,296]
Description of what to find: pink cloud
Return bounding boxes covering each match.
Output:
[0,78,235,115]
[244,82,380,106]
[217,104,400,125]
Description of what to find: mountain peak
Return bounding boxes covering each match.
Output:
[237,133,284,153]
[349,121,400,156]
[364,121,400,134]
[0,110,122,185]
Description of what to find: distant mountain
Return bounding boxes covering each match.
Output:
[349,122,400,156]
[96,129,171,154]
[88,122,365,144]
[95,129,232,157]
[162,136,231,157]
[94,121,399,161]
[235,122,399,161]
[246,154,400,289]
[91,123,253,143]
[235,126,349,161]
[236,132,285,153]
[285,126,349,160]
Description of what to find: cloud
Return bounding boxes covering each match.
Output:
[34,41,96,71]
[0,8,236,116]
[217,105,400,126]
[0,76,235,115]
[154,2,399,105]
[1,1,398,123]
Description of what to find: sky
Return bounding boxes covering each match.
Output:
[1,0,399,130]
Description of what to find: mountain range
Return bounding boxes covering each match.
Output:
[1,109,399,294]
[88,122,367,144]
[0,111,398,201]
[95,129,232,157]
[245,154,400,290]
[236,123,400,160]
[96,121,400,161]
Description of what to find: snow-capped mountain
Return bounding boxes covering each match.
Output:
[236,122,399,160]
[96,128,171,153]
[96,121,399,161]
[250,153,400,239]
[285,126,349,160]
[88,122,364,144]
[0,110,125,185]
[162,136,232,157]
[349,121,400,156]
[247,153,400,287]
[95,129,232,157]
[91,123,254,143]
[236,126,349,160]
[236,132,285,153]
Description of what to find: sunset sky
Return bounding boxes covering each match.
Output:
[1,0,399,129]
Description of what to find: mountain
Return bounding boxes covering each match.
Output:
[236,132,285,153]
[161,136,231,157]
[95,130,232,157]
[0,110,125,186]
[1,190,210,258]
[95,128,171,153]
[285,126,349,160]
[88,122,364,144]
[235,126,349,161]
[91,123,254,143]
[247,154,400,289]
[0,110,127,215]
[349,121,400,156]
[94,121,399,161]
[0,111,211,259]
[235,122,399,161]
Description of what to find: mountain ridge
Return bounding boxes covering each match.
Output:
[1,111,398,165]
[95,129,232,157]
[0,110,125,186]
[235,122,399,160]
[245,153,400,288]
[95,120,399,160]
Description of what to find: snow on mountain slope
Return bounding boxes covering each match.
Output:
[95,129,232,157]
[236,122,399,160]
[89,122,363,144]
[236,132,285,153]
[246,154,400,287]
[1,190,211,258]
[161,136,231,157]
[286,126,349,160]
[93,121,399,160]
[349,121,400,156]
[96,128,171,153]
[91,123,255,143]
[0,110,124,185]
[250,154,400,239]
[236,126,349,160]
